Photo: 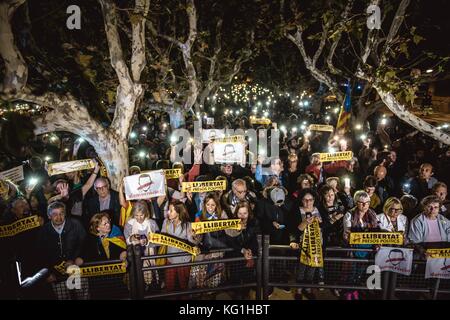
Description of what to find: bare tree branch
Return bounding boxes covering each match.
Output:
[381,0,411,64]
[0,0,27,93]
[131,0,150,82]
[98,0,134,92]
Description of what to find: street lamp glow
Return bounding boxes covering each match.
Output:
[325,115,331,121]
[142,126,147,131]
[64,148,69,152]
[50,136,57,142]
[257,101,262,106]
[211,107,216,112]
[139,151,146,158]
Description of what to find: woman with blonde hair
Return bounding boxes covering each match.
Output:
[377,197,408,239]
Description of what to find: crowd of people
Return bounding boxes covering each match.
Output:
[1,109,450,300]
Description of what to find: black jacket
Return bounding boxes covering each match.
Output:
[81,233,125,262]
[256,195,292,245]
[37,218,86,268]
[225,218,260,256]
[84,190,121,227]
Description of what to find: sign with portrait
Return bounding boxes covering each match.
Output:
[123,170,166,200]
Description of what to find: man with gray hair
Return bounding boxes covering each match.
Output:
[84,177,121,228]
[37,201,88,299]
[221,178,256,217]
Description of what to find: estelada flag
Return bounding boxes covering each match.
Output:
[336,80,352,133]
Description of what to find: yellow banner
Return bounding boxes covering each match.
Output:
[319,151,353,162]
[0,215,40,238]
[250,118,271,125]
[56,262,127,277]
[191,219,241,235]
[426,248,450,259]
[164,168,183,180]
[349,232,404,245]
[149,233,200,256]
[47,159,95,176]
[214,135,245,144]
[309,124,334,132]
[181,180,227,193]
[300,220,323,268]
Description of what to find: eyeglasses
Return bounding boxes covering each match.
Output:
[358,201,370,206]
[95,185,108,190]
[428,205,440,210]
[234,189,247,194]
[389,208,403,213]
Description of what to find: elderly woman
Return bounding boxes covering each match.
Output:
[408,195,450,244]
[377,197,409,242]
[81,212,127,262]
[343,190,379,300]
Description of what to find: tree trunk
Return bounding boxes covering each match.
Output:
[374,86,450,145]
[96,136,129,189]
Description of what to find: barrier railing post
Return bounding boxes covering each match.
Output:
[256,234,263,300]
[127,245,137,300]
[133,245,145,299]
[262,235,270,300]
[432,278,440,300]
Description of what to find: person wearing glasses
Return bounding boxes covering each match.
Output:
[221,179,256,218]
[288,188,323,300]
[342,190,379,300]
[408,195,450,244]
[84,177,121,229]
[377,197,409,243]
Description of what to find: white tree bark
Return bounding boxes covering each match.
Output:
[0,0,150,189]
[0,0,27,93]
[373,86,450,145]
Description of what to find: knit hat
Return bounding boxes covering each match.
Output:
[270,187,285,206]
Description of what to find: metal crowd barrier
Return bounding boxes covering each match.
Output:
[11,236,450,300]
[132,235,263,300]
[263,235,450,300]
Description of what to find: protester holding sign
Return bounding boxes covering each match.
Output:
[287,188,323,299]
[342,190,379,300]
[377,197,409,243]
[162,200,197,294]
[37,201,88,300]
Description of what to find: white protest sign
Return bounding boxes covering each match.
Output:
[47,159,95,176]
[202,129,225,143]
[425,258,450,279]
[123,170,166,200]
[213,141,246,165]
[375,246,413,276]
[0,165,24,183]
[206,117,215,125]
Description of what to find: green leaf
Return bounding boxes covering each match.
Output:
[413,34,424,45]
